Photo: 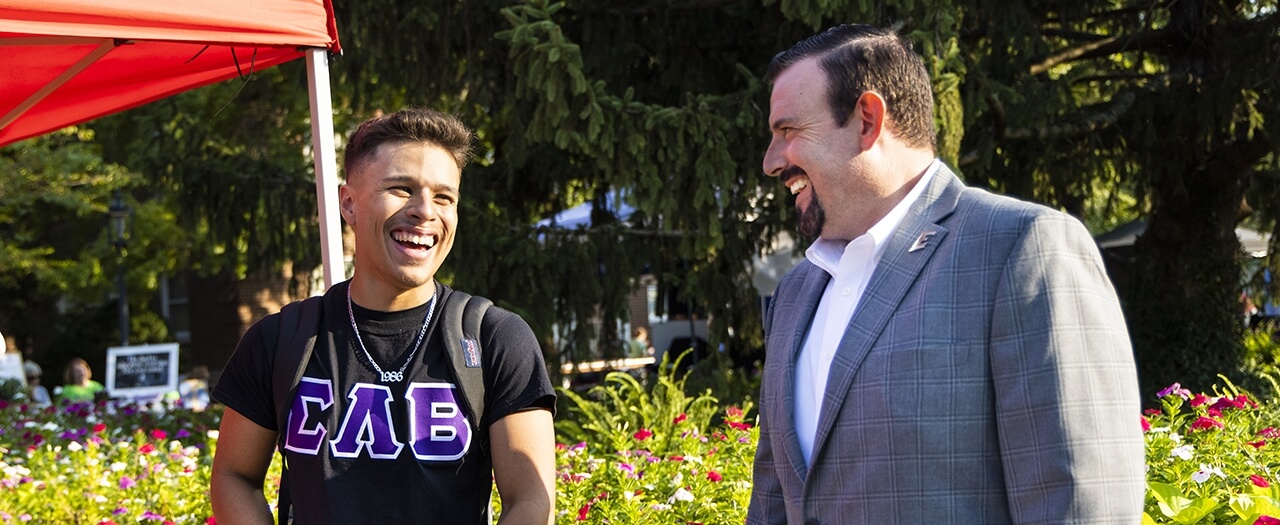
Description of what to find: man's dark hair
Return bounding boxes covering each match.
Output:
[765,24,936,150]
[343,107,474,180]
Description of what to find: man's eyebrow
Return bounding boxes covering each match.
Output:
[769,117,794,132]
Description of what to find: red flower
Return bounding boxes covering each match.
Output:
[1190,394,1208,407]
[707,470,723,482]
[150,429,168,441]
[727,421,753,431]
[98,521,119,525]
[1190,417,1224,432]
[1143,408,1163,416]
[634,428,653,441]
[1249,440,1267,449]
[93,423,107,434]
[576,503,591,521]
[1141,416,1151,433]
[673,413,688,425]
[555,443,567,451]
[1255,515,1280,525]
[1252,475,1271,488]
[726,406,744,419]
[670,455,684,462]
[205,517,217,525]
[1260,428,1280,439]
[139,443,156,454]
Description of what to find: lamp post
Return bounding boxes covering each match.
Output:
[109,191,130,346]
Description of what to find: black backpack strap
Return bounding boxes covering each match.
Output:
[440,290,493,434]
[270,294,323,525]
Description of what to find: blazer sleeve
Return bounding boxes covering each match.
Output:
[989,211,1145,524]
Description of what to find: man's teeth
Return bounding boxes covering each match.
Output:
[788,179,808,195]
[393,232,436,248]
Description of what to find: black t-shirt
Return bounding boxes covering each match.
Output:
[213,281,555,524]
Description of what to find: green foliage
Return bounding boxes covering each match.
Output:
[0,378,24,403]
[556,351,724,455]
[1240,330,1280,401]
[554,350,757,524]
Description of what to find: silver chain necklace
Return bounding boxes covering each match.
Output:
[346,284,437,383]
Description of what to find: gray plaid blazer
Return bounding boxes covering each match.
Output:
[748,165,1145,524]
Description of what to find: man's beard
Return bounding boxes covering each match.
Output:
[797,193,825,240]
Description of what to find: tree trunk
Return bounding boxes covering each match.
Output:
[1127,166,1246,401]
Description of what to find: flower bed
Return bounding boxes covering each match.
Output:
[5,374,1280,524]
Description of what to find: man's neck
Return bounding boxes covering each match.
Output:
[348,277,437,312]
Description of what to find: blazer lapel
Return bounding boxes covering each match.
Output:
[807,166,966,464]
[779,264,831,482]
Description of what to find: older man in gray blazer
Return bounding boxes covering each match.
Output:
[747,24,1145,524]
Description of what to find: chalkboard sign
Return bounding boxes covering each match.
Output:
[106,344,179,399]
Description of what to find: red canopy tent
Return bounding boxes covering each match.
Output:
[0,0,347,286]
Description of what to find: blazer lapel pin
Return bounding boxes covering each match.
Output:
[908,230,938,253]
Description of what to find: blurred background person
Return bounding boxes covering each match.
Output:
[178,365,211,411]
[55,357,104,403]
[23,360,51,404]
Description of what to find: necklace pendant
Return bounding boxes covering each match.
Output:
[381,370,404,383]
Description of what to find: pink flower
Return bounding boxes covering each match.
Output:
[1260,428,1280,439]
[93,423,107,434]
[205,517,217,525]
[707,470,723,482]
[139,443,156,454]
[1144,408,1163,416]
[1190,394,1209,407]
[1255,516,1280,525]
[1252,475,1271,488]
[1190,416,1224,431]
[634,428,653,441]
[150,429,167,441]
[119,476,136,489]
[669,455,684,462]
[673,413,688,425]
[1141,416,1151,433]
[726,406,744,419]
[727,421,752,431]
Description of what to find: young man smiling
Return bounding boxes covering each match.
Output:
[211,108,556,524]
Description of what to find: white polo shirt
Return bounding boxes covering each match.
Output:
[794,159,940,464]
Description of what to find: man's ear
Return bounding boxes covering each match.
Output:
[853,91,887,151]
[339,183,356,225]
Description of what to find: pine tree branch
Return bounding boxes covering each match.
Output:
[1030,29,1171,76]
[1002,91,1137,140]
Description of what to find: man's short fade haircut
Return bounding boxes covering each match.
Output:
[765,24,937,151]
[343,107,475,181]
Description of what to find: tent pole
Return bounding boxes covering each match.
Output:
[306,48,345,290]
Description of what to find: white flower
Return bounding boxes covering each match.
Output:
[668,488,694,504]
[1169,432,1182,443]
[41,422,59,432]
[207,430,219,440]
[1170,445,1194,461]
[110,462,127,472]
[66,442,83,452]
[650,504,671,511]
[1192,464,1226,484]
[670,473,683,487]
